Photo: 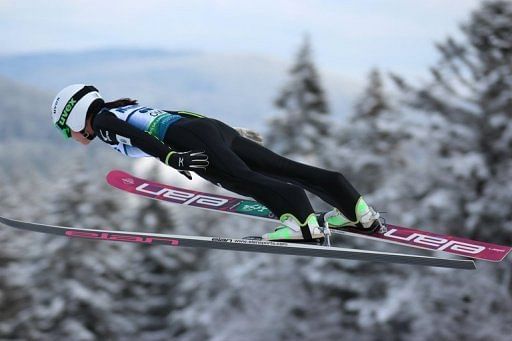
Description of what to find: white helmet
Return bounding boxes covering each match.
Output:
[51,84,102,138]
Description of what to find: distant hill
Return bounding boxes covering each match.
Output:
[0,48,359,129]
[0,76,56,142]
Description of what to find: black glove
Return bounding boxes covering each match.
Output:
[167,151,209,171]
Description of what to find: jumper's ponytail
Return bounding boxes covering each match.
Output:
[104,98,138,109]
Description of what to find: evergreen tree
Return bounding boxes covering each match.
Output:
[266,35,331,158]
[336,68,410,195]
[0,160,137,340]
[298,68,421,340]
[116,164,212,339]
[354,69,390,125]
[390,0,512,242]
[383,1,512,339]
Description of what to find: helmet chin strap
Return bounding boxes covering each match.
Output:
[81,130,96,141]
[80,115,97,141]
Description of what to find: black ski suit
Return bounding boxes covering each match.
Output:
[92,106,361,231]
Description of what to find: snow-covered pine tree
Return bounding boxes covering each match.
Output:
[115,163,215,339]
[266,35,331,158]
[354,69,390,124]
[390,0,512,243]
[0,160,137,340]
[382,1,512,339]
[334,68,409,196]
[0,175,25,337]
[286,70,422,341]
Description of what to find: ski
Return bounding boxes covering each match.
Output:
[0,216,475,270]
[106,170,511,262]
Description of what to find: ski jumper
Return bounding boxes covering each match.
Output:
[91,104,362,229]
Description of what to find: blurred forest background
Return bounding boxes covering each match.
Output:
[1,1,512,340]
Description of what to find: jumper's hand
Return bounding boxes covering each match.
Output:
[168,151,209,171]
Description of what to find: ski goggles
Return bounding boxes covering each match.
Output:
[56,125,73,139]
[56,126,96,140]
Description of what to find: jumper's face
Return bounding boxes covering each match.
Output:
[71,130,91,145]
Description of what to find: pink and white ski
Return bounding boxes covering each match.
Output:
[106,170,511,262]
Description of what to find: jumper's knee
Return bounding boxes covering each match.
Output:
[324,171,347,186]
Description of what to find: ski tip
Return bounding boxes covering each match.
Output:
[106,169,133,188]
[0,215,15,226]
[486,248,512,262]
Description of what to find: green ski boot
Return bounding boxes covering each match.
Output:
[323,197,382,234]
[262,213,324,242]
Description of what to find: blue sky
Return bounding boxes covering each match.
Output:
[1,0,482,79]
